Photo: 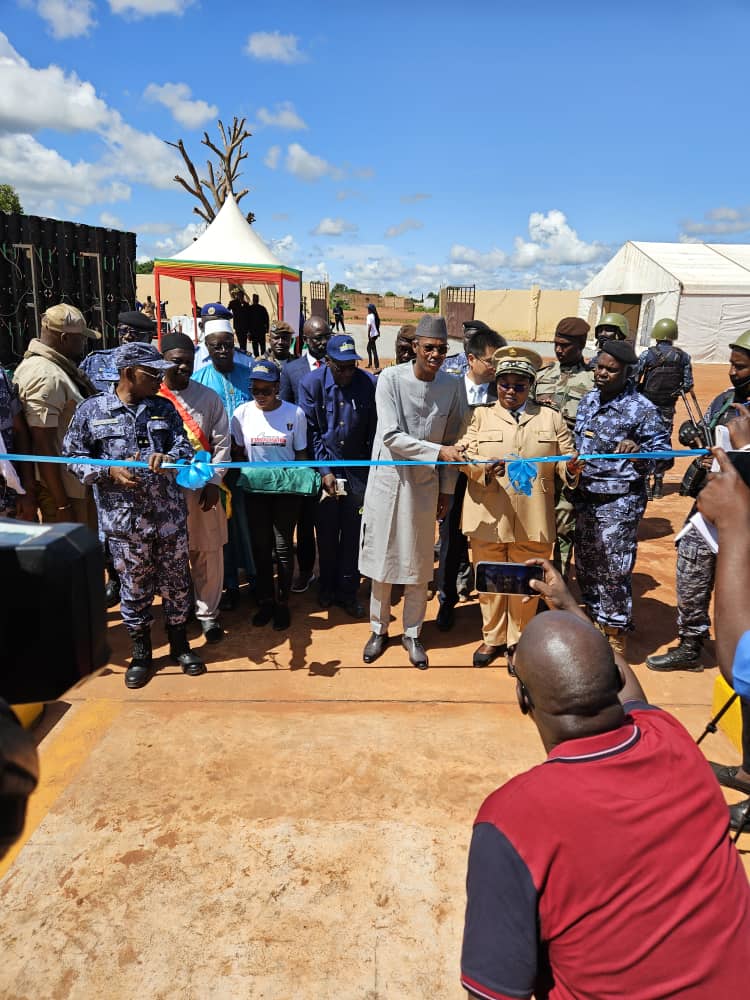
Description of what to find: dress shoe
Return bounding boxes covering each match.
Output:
[291,571,316,593]
[124,631,154,689]
[363,632,389,663]
[318,590,334,609]
[273,604,291,631]
[436,602,456,631]
[729,798,750,834]
[402,636,428,670]
[104,578,121,608]
[252,603,275,627]
[219,588,240,611]
[338,599,365,618]
[201,621,224,644]
[473,643,504,668]
[167,624,207,676]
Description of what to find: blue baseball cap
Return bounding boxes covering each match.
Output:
[327,334,362,362]
[114,342,175,371]
[249,358,280,382]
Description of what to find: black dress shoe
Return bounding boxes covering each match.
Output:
[363,632,389,663]
[201,621,224,643]
[402,636,428,670]
[252,603,275,627]
[273,605,291,630]
[436,602,456,632]
[338,599,365,618]
[219,588,240,611]
[318,591,334,609]
[473,643,504,668]
[729,798,750,834]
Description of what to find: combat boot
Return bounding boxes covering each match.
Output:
[646,637,703,672]
[125,631,154,689]
[166,623,207,676]
[652,475,664,500]
[645,477,654,501]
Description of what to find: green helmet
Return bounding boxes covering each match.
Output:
[730,330,750,353]
[595,312,630,340]
[652,318,678,341]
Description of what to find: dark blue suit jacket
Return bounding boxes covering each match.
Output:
[280,355,320,404]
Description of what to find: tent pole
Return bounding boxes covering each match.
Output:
[189,277,198,344]
[155,270,162,347]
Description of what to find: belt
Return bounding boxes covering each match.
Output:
[574,482,646,504]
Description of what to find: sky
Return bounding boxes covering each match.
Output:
[3,0,750,296]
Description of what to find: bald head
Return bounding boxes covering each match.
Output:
[302,315,331,360]
[514,612,622,724]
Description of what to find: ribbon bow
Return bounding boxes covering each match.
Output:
[175,450,215,490]
[506,454,537,496]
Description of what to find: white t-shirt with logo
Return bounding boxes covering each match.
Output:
[230,399,307,463]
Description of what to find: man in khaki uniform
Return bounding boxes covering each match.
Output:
[13,303,100,527]
[459,346,580,666]
[532,317,594,575]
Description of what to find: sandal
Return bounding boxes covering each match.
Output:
[709,762,750,795]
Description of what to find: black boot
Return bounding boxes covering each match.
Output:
[125,631,154,689]
[166,624,207,676]
[647,637,703,672]
[104,577,121,608]
[645,477,654,501]
[652,475,664,500]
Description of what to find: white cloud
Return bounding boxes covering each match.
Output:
[285,142,343,182]
[450,244,508,269]
[99,211,122,227]
[143,82,218,128]
[311,217,357,237]
[0,33,110,131]
[99,117,182,190]
[385,218,424,239]
[511,209,606,268]
[109,0,195,17]
[245,31,305,64]
[268,233,299,258]
[401,192,431,204]
[264,144,281,169]
[153,220,205,254]
[32,0,96,38]
[256,101,307,130]
[678,233,704,244]
[681,205,750,236]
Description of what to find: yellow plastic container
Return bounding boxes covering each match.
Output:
[11,703,44,730]
[712,675,742,753]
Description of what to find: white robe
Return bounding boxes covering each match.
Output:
[359,362,463,584]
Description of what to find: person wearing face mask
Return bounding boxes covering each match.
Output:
[647,332,750,675]
[160,332,230,644]
[573,340,670,656]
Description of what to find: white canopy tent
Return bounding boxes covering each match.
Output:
[578,242,750,362]
[153,194,302,342]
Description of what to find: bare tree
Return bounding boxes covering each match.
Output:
[167,117,255,224]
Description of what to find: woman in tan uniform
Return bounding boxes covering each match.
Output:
[459,346,581,666]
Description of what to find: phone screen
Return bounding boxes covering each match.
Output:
[475,561,544,596]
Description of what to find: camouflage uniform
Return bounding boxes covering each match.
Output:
[441,350,469,377]
[636,342,694,474]
[62,390,194,633]
[79,349,119,393]
[0,369,21,514]
[573,383,670,629]
[532,360,594,574]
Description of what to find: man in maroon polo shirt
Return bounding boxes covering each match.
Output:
[461,562,750,1000]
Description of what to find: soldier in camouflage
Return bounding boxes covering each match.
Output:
[63,342,206,689]
[79,310,156,393]
[573,340,670,656]
[532,317,594,575]
[0,368,37,518]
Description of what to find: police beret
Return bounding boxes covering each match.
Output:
[555,317,590,339]
[599,340,637,365]
[118,310,156,331]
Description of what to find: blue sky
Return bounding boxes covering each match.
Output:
[2,0,750,295]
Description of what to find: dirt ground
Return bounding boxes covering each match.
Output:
[0,362,747,999]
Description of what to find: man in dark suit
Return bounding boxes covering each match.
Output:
[436,327,506,630]
[280,317,332,592]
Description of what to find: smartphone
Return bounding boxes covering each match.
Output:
[475,561,544,596]
[728,451,750,488]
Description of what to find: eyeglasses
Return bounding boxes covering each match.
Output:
[137,368,164,382]
[473,354,496,366]
[420,343,448,355]
[497,381,530,392]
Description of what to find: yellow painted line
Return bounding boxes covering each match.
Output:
[0,698,123,880]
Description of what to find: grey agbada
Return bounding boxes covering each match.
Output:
[359,326,464,584]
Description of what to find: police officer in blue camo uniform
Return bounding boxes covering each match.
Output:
[298,334,377,616]
[63,342,206,689]
[79,310,156,392]
[573,339,670,656]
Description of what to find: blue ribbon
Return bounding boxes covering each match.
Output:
[174,450,214,490]
[506,455,538,496]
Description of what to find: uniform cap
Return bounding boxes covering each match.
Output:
[118,310,156,332]
[201,302,232,319]
[114,342,175,371]
[249,359,280,382]
[729,330,750,354]
[415,314,448,341]
[327,334,362,362]
[494,345,543,382]
[270,321,294,336]
[599,340,637,365]
[42,303,100,339]
[555,317,590,340]
[462,319,493,334]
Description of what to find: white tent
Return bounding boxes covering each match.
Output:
[153,194,302,340]
[578,241,750,362]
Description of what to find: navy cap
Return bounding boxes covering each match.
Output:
[599,340,637,365]
[327,334,362,362]
[118,310,156,332]
[248,358,280,382]
[201,302,232,319]
[114,342,175,371]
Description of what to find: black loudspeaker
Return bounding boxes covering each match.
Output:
[0,519,110,703]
